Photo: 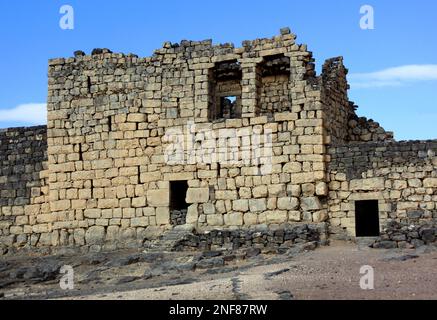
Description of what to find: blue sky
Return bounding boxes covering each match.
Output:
[0,0,436,140]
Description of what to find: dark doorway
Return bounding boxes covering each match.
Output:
[170,181,189,226]
[355,200,380,237]
[170,181,188,211]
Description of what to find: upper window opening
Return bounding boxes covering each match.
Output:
[260,54,291,77]
[214,60,242,81]
[220,96,239,119]
[209,60,243,121]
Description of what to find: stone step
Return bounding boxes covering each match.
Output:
[355,237,378,249]
[144,225,195,252]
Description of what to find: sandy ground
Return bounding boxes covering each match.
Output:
[1,241,436,300]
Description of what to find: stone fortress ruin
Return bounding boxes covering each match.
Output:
[0,28,436,254]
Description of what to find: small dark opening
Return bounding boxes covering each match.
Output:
[170,181,189,226]
[220,96,238,119]
[177,98,180,117]
[209,186,215,201]
[78,143,83,161]
[355,200,380,237]
[87,76,92,93]
[170,181,188,211]
[137,166,141,184]
[108,116,112,132]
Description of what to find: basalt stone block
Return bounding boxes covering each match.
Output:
[411,239,425,248]
[74,50,85,57]
[407,211,423,219]
[195,257,224,269]
[373,241,397,249]
[420,228,436,243]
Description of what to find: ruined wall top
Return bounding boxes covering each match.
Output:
[49,27,309,65]
[46,27,394,144]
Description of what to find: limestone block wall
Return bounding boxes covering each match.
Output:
[0,126,50,251]
[32,29,333,251]
[2,28,432,253]
[327,140,437,239]
[163,114,329,231]
[321,57,394,145]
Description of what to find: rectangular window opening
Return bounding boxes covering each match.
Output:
[260,54,291,77]
[258,54,292,117]
[220,96,239,119]
[209,60,242,121]
[355,200,380,237]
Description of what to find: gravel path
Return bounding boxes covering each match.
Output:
[55,242,437,300]
[1,242,436,300]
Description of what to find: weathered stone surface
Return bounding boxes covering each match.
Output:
[195,257,224,269]
[147,190,169,207]
[265,210,288,224]
[186,188,209,204]
[202,203,215,215]
[252,185,268,198]
[313,210,328,223]
[186,205,199,224]
[315,182,328,196]
[0,29,435,254]
[350,178,385,191]
[207,214,224,226]
[131,217,148,227]
[233,199,249,212]
[224,213,243,226]
[373,241,397,249]
[85,226,106,245]
[300,197,322,211]
[249,199,267,212]
[423,178,437,188]
[277,197,299,210]
[156,207,170,225]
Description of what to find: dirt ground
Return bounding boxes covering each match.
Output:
[1,241,436,300]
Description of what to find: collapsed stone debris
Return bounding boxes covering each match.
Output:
[0,28,435,254]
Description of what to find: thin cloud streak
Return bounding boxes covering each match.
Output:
[349,64,437,89]
[0,103,47,125]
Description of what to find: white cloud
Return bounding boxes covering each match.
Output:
[349,65,437,89]
[0,103,47,125]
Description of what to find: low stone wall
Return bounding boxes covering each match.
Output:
[170,209,187,226]
[177,223,328,252]
[372,220,436,249]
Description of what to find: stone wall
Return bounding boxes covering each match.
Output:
[35,28,331,252]
[327,140,437,240]
[372,220,436,249]
[0,126,49,252]
[321,57,394,145]
[0,28,435,253]
[176,223,328,252]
